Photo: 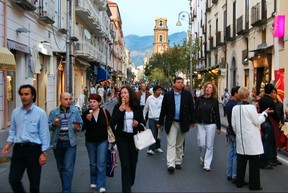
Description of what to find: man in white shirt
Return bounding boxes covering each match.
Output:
[143,85,164,155]
[97,84,105,103]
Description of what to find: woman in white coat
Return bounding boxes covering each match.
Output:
[232,87,269,191]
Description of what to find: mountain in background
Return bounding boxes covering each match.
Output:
[124,31,187,67]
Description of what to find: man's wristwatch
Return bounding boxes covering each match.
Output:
[41,151,48,156]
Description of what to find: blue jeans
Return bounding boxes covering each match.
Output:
[148,119,161,150]
[85,140,108,190]
[53,140,77,193]
[227,135,237,179]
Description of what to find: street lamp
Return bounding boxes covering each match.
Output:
[176,11,193,94]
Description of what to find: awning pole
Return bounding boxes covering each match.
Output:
[3,0,8,129]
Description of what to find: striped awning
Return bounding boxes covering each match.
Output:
[0,47,16,71]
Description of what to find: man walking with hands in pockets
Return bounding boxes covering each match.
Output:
[2,84,50,193]
[157,77,195,174]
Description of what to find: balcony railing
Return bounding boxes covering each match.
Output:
[216,31,224,46]
[251,3,266,27]
[13,0,36,11]
[225,25,236,42]
[237,15,249,35]
[209,37,215,50]
[75,0,101,31]
[75,41,105,63]
[38,0,55,24]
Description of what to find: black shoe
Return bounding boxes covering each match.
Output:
[260,164,273,169]
[250,186,263,190]
[175,164,182,170]
[167,166,175,174]
[269,161,277,166]
[232,178,237,184]
[274,160,283,165]
[227,176,232,181]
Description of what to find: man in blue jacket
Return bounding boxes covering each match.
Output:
[48,92,83,193]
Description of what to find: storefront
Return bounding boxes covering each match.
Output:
[0,47,16,129]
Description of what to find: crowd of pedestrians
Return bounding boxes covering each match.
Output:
[2,78,288,193]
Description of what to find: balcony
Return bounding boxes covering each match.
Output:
[97,0,107,11]
[251,3,266,27]
[215,31,225,47]
[209,37,215,50]
[225,25,236,42]
[75,0,102,32]
[13,0,36,11]
[75,41,104,63]
[237,16,248,35]
[38,0,55,24]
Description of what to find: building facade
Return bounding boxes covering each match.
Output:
[0,0,126,129]
[192,0,288,104]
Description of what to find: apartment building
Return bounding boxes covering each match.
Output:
[192,0,287,104]
[0,0,126,129]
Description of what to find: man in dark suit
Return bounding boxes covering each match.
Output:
[157,77,195,174]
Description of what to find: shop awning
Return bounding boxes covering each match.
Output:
[96,66,110,83]
[0,47,16,71]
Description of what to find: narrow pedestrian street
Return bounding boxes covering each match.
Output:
[1,100,288,192]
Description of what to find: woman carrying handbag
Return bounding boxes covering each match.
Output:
[82,94,113,193]
[111,85,145,193]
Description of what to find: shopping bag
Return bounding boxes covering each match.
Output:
[133,124,156,150]
[106,147,117,177]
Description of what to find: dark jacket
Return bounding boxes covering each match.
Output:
[259,94,280,124]
[158,89,195,134]
[111,104,145,139]
[225,98,238,136]
[195,96,221,130]
[82,108,112,143]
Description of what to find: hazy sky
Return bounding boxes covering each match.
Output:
[111,0,190,37]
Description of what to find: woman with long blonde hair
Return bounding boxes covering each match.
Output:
[195,82,221,171]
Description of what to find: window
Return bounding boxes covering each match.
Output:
[159,20,163,27]
[159,35,163,42]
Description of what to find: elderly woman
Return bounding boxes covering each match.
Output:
[232,87,269,191]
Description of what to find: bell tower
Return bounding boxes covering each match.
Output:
[153,17,169,54]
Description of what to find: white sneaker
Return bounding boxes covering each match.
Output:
[99,187,106,192]
[90,184,96,189]
[147,150,155,155]
[155,148,163,153]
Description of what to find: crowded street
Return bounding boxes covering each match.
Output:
[1,99,288,192]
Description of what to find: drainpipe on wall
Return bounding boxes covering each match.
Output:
[273,0,279,71]
[225,0,228,89]
[3,0,8,129]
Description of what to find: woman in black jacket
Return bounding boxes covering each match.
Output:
[82,94,112,193]
[111,85,145,193]
[195,82,221,172]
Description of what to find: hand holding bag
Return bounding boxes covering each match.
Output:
[133,123,156,150]
[103,108,116,144]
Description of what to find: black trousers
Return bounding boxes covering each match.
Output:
[237,154,261,190]
[9,144,42,193]
[260,121,275,167]
[117,137,138,193]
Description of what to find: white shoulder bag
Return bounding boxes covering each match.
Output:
[133,123,156,150]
